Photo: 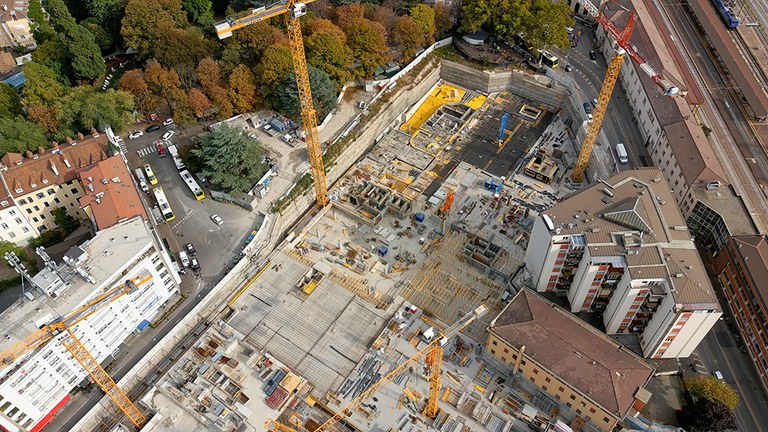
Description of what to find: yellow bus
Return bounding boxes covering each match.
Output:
[144,163,158,185]
[153,186,175,221]
[179,169,205,201]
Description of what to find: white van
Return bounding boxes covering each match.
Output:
[713,370,724,380]
[615,143,629,164]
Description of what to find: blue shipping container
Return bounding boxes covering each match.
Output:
[414,212,425,223]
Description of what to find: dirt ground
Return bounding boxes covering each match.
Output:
[641,374,684,426]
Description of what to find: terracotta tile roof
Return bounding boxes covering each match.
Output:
[0,134,110,197]
[489,290,654,417]
[0,0,28,21]
[0,52,15,75]
[78,156,147,231]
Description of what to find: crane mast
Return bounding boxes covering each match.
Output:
[267,305,488,432]
[215,0,329,207]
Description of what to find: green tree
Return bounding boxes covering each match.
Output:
[228,64,257,113]
[85,0,127,43]
[82,18,115,51]
[224,22,287,68]
[0,241,32,268]
[684,375,740,410]
[679,398,736,432]
[154,27,216,68]
[410,4,435,44]
[433,4,453,38]
[0,117,48,155]
[305,19,353,87]
[393,15,424,61]
[345,18,389,77]
[29,0,57,43]
[22,62,69,108]
[192,124,269,194]
[182,0,213,27]
[0,84,22,119]
[43,0,106,81]
[279,65,337,122]
[122,0,188,56]
[460,0,572,51]
[256,45,294,104]
[52,207,80,233]
[32,38,74,85]
[56,87,135,132]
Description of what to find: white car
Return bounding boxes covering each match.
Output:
[178,251,190,267]
[163,118,175,126]
[128,131,144,139]
[161,131,175,141]
[211,214,224,225]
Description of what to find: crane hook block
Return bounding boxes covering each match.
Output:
[290,3,307,19]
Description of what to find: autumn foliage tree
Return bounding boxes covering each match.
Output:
[410,4,436,44]
[228,64,258,113]
[305,19,353,87]
[345,18,389,76]
[393,15,424,61]
[119,69,159,116]
[187,88,211,118]
[683,375,739,410]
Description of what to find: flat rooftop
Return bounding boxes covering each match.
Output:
[694,185,758,237]
[0,217,153,355]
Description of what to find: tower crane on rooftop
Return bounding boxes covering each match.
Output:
[0,277,153,429]
[570,0,683,183]
[215,0,329,207]
[265,305,489,432]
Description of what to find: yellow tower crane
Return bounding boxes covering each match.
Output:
[0,277,153,428]
[266,305,489,432]
[216,1,329,207]
[570,0,682,183]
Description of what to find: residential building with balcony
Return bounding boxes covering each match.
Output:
[0,217,180,432]
[0,1,36,50]
[0,132,112,235]
[487,289,654,432]
[525,169,721,358]
[712,235,768,389]
[78,155,147,231]
[0,183,36,244]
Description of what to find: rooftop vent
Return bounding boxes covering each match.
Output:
[603,188,614,197]
[674,273,684,278]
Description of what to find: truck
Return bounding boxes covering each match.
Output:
[615,143,629,164]
[167,144,186,171]
[134,168,150,193]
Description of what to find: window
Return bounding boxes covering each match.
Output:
[25,209,31,214]
[8,210,14,215]
[492,340,497,346]
[569,394,576,401]
[8,232,14,238]
[545,377,551,383]
[40,214,46,220]
[490,348,496,355]
[32,217,38,223]
[521,360,527,366]
[44,202,50,208]
[18,199,26,205]
[542,385,547,391]
[0,223,7,229]
[589,408,596,414]
[36,193,44,199]
[503,347,509,354]
[47,189,55,195]
[70,188,78,194]
[22,227,28,233]
[33,205,39,211]
[532,368,539,374]
[14,218,21,224]
[54,198,60,204]
[558,386,565,392]
[603,417,610,423]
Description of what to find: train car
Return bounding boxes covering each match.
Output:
[710,0,740,29]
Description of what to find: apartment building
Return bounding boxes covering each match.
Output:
[0,182,36,244]
[0,217,180,432]
[712,236,768,389]
[487,289,654,432]
[0,132,112,234]
[78,155,147,231]
[526,169,721,358]
[0,1,35,50]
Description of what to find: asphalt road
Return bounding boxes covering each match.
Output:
[553,22,649,170]
[696,320,768,432]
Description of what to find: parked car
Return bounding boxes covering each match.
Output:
[190,258,201,273]
[161,131,175,141]
[591,98,598,107]
[145,124,160,133]
[128,131,144,139]
[583,102,592,114]
[211,214,224,225]
[713,370,724,380]
[163,118,175,126]
[185,243,197,256]
[138,178,149,193]
[178,251,190,267]
[564,64,573,72]
[589,50,597,61]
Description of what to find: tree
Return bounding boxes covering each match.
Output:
[43,0,106,81]
[460,0,572,50]
[29,0,57,43]
[52,207,80,233]
[0,84,22,119]
[393,15,424,61]
[345,18,389,77]
[0,117,48,155]
[192,124,269,194]
[679,398,736,432]
[187,88,211,117]
[122,0,188,57]
[225,22,288,67]
[28,105,61,135]
[365,5,396,38]
[410,4,435,44]
[207,85,234,119]
[144,60,185,111]
[279,65,337,122]
[256,45,294,104]
[196,57,222,91]
[22,62,68,108]
[305,19,352,87]
[0,241,32,269]
[182,0,213,27]
[31,38,73,85]
[433,4,453,39]
[56,87,135,132]
[154,27,216,68]
[228,64,258,113]
[119,69,159,116]
[335,3,365,33]
[683,376,740,410]
[82,18,114,51]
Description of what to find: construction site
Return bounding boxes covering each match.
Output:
[125,80,598,432]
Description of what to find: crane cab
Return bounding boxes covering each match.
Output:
[290,3,307,18]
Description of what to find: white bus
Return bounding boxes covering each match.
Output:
[153,186,175,221]
[179,169,205,201]
[537,50,559,68]
[615,143,629,164]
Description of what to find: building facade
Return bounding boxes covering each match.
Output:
[525,169,721,358]
[0,217,180,432]
[487,289,654,432]
[0,1,35,50]
[0,132,112,236]
[712,235,768,389]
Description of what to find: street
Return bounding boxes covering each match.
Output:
[553,22,649,170]
[696,320,768,432]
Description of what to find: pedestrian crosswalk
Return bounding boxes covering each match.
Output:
[137,143,158,158]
